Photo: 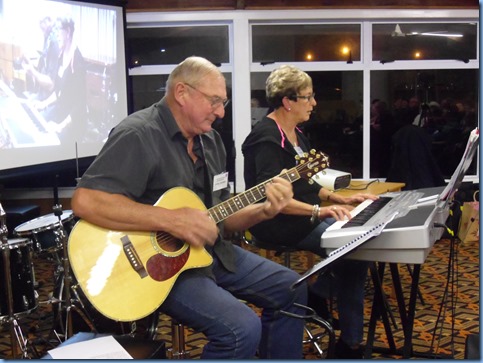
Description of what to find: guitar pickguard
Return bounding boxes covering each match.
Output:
[146,248,190,281]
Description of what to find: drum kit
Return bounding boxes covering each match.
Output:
[0,202,158,359]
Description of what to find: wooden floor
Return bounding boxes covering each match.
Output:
[0,237,479,359]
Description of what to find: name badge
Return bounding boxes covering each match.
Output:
[294,145,305,157]
[213,172,229,192]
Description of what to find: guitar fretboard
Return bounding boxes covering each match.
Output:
[208,168,301,224]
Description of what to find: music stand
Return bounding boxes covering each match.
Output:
[437,127,479,210]
[291,212,398,289]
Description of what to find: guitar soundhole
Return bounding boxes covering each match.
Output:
[156,232,185,252]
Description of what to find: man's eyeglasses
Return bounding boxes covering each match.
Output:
[184,83,230,109]
[294,93,316,102]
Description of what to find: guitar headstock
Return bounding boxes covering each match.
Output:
[295,149,330,182]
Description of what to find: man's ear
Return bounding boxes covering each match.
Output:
[174,82,188,106]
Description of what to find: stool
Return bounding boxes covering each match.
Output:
[167,320,190,359]
[280,303,335,358]
[243,231,335,358]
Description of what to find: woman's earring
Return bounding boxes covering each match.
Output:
[288,108,291,111]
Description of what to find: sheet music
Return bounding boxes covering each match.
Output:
[47,335,133,359]
[439,127,479,203]
[292,212,398,288]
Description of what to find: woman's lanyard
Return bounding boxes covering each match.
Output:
[273,121,305,157]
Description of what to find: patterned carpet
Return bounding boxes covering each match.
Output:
[0,236,479,359]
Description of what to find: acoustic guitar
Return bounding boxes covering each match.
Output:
[68,150,328,322]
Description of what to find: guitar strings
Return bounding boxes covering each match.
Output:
[208,152,325,222]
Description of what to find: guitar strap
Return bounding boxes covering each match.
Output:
[195,136,213,208]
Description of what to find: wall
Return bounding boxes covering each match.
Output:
[125,0,478,11]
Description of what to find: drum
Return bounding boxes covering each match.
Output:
[0,238,38,317]
[14,210,76,253]
[52,271,159,340]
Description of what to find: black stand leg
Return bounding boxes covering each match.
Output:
[364,262,396,359]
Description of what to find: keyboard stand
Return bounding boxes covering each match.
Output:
[364,263,397,358]
[364,261,454,359]
[364,262,421,358]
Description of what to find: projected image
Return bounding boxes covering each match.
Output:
[0,0,127,170]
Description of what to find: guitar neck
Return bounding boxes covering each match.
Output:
[208,168,301,224]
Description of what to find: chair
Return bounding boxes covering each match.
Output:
[242,231,336,359]
[243,230,299,268]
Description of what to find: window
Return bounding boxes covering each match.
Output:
[252,24,360,63]
[127,25,229,67]
[373,23,477,62]
[370,69,478,178]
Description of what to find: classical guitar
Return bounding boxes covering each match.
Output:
[68,150,329,322]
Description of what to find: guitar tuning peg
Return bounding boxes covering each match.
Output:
[313,167,319,173]
[295,155,300,160]
[308,179,314,185]
[310,149,316,155]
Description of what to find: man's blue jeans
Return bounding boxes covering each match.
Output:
[160,244,307,359]
[298,219,369,347]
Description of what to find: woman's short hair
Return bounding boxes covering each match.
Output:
[265,65,312,109]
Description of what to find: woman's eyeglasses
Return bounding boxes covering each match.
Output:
[294,93,316,102]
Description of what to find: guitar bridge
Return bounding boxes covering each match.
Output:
[121,235,147,278]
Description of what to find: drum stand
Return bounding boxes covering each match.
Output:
[0,202,30,358]
[49,204,96,342]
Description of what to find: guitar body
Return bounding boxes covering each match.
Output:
[68,187,213,322]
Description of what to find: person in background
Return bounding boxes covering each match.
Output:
[22,16,60,101]
[370,99,396,177]
[71,56,306,359]
[36,16,86,144]
[242,64,378,359]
